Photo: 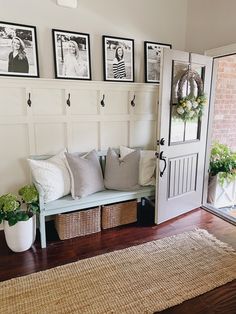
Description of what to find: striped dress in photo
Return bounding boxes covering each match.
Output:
[113,58,126,79]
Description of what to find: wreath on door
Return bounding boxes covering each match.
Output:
[175,68,207,121]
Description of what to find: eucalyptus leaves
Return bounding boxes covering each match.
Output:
[175,94,207,121]
[0,185,39,226]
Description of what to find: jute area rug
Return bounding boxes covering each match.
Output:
[1,229,236,314]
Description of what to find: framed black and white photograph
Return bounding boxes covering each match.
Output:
[144,41,172,83]
[52,29,91,80]
[0,21,39,77]
[103,35,134,82]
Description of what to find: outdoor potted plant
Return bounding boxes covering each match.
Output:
[208,142,236,208]
[0,184,39,252]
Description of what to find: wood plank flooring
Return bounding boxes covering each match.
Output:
[0,207,235,313]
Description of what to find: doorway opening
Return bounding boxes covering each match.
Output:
[205,54,236,224]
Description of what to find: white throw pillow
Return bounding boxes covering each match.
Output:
[28,149,71,203]
[120,146,156,186]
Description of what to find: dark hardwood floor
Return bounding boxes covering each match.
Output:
[0,207,235,313]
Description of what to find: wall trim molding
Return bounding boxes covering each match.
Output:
[205,43,236,58]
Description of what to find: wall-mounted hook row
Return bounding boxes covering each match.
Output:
[100,94,105,107]
[27,93,32,107]
[66,93,71,107]
[131,94,136,107]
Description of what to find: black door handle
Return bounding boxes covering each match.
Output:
[159,151,167,177]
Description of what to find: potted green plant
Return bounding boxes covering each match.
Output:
[208,142,236,208]
[0,185,39,252]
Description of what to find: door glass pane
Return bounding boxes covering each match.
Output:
[185,119,198,141]
[170,106,185,143]
[169,60,205,145]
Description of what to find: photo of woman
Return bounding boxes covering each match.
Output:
[0,21,39,77]
[8,36,29,73]
[52,29,91,80]
[103,35,134,82]
[62,40,88,77]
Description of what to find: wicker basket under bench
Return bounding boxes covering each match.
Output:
[55,206,101,240]
[32,151,155,248]
[102,200,137,229]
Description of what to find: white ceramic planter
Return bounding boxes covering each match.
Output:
[4,215,36,252]
[208,174,236,208]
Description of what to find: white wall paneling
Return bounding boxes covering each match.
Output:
[0,124,30,193]
[69,88,99,115]
[99,89,129,115]
[31,88,66,116]
[0,78,158,195]
[34,123,67,155]
[131,120,157,149]
[131,90,157,115]
[0,87,27,117]
[100,121,129,150]
[71,122,99,152]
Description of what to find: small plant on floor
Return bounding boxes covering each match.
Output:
[0,185,39,226]
[209,142,236,185]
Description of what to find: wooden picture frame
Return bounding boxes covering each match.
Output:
[52,29,91,80]
[144,41,172,83]
[103,35,134,82]
[0,21,39,77]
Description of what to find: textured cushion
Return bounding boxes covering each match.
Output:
[104,148,140,191]
[28,149,71,203]
[120,146,156,186]
[65,150,104,199]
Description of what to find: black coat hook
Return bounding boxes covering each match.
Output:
[66,93,71,107]
[101,94,105,107]
[27,93,31,107]
[131,94,135,107]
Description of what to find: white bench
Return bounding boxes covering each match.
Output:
[31,151,155,248]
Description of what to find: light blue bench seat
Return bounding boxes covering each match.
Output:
[31,151,155,249]
[43,187,155,215]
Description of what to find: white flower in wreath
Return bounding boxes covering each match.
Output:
[177,107,185,115]
[188,110,195,118]
[192,101,198,109]
[186,100,192,110]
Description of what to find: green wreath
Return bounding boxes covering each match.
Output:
[175,69,207,121]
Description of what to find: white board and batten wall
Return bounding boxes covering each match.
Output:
[0,78,159,196]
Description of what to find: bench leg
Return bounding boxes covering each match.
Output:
[39,213,47,249]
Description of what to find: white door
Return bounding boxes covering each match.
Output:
[155,49,212,223]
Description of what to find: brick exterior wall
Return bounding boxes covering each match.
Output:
[212,55,236,151]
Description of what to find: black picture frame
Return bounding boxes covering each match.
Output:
[0,21,39,78]
[103,35,134,82]
[52,29,91,80]
[144,41,172,84]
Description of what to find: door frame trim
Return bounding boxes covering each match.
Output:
[203,44,236,207]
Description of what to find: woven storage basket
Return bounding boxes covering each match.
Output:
[102,200,137,229]
[55,206,101,240]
